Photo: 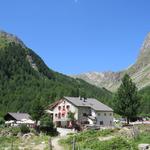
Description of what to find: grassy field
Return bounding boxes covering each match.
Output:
[0,125,149,150]
[0,134,50,150]
[59,125,150,150]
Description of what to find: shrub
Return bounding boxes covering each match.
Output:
[20,124,30,134]
[60,129,138,150]
[0,117,5,127]
[40,114,58,136]
[80,137,137,150]
[9,127,21,136]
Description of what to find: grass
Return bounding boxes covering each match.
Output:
[0,125,149,150]
[59,129,121,150]
[134,132,150,145]
[0,136,20,150]
[0,134,50,150]
[59,125,150,150]
[0,125,59,150]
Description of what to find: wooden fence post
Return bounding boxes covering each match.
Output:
[72,136,76,150]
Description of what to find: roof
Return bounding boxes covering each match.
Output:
[64,97,113,112]
[47,99,63,110]
[6,112,31,121]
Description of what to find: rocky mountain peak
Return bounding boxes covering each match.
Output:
[136,33,150,66]
[140,32,150,52]
[0,30,26,47]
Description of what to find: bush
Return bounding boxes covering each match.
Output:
[40,114,58,136]
[20,124,30,134]
[0,117,5,127]
[9,127,21,136]
[60,129,138,150]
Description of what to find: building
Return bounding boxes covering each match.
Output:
[4,112,35,126]
[48,97,113,127]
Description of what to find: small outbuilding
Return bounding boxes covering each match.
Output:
[4,112,34,126]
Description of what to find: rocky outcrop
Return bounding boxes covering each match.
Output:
[0,30,26,47]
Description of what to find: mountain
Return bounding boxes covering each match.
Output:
[74,33,150,92]
[138,86,150,116]
[0,31,112,116]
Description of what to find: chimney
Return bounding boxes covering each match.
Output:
[83,97,87,102]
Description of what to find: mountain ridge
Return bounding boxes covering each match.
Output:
[73,33,150,92]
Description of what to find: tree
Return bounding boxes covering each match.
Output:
[68,111,75,122]
[40,114,57,135]
[20,124,30,134]
[114,74,140,124]
[67,111,76,128]
[79,89,87,99]
[31,98,45,123]
[0,117,5,127]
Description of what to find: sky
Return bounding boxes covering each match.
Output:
[0,0,150,74]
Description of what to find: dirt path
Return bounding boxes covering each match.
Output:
[52,137,64,150]
[51,128,75,150]
[33,143,47,150]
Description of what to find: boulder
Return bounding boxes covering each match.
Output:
[138,144,150,150]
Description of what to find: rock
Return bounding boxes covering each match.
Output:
[118,126,139,139]
[138,144,150,150]
[17,132,22,138]
[22,133,34,140]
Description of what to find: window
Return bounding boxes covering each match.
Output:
[104,113,106,116]
[100,121,103,125]
[62,113,65,117]
[110,121,112,125]
[98,113,100,116]
[66,105,70,110]
[55,114,57,118]
[83,113,87,117]
[110,113,112,116]
[58,113,61,119]
[58,106,61,111]
[63,105,65,111]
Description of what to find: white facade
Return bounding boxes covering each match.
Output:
[50,98,113,127]
[52,99,78,127]
[94,110,113,126]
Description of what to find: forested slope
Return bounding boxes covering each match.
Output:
[0,32,112,116]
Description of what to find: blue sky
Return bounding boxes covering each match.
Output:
[0,0,150,74]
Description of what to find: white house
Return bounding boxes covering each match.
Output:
[48,97,113,127]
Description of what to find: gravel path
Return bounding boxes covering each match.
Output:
[51,128,75,150]
[52,137,64,150]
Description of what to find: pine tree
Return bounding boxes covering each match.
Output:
[31,98,45,123]
[114,74,140,124]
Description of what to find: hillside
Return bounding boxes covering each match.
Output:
[74,33,150,92]
[0,31,112,116]
[138,86,150,116]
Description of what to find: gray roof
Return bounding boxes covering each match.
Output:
[7,112,31,121]
[64,97,113,111]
